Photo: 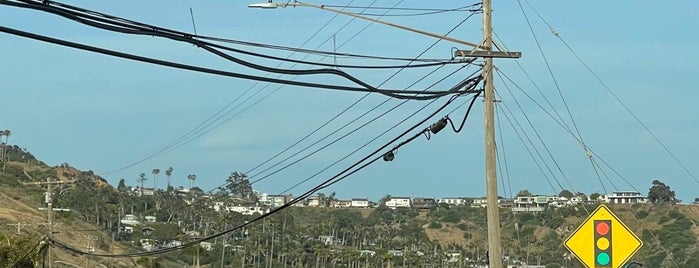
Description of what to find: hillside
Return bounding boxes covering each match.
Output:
[2,144,699,267]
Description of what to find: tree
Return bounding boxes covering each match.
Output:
[647,179,677,204]
[117,178,128,192]
[226,171,254,202]
[187,174,197,189]
[590,192,601,201]
[165,167,173,190]
[1,129,9,174]
[152,168,160,190]
[558,190,573,199]
[138,173,147,196]
[516,190,533,197]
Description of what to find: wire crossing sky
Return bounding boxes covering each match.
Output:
[1,0,698,204]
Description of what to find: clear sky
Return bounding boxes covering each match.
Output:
[1,0,698,203]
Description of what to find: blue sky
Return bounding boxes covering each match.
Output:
[1,0,698,203]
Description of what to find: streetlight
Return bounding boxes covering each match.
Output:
[248,0,504,53]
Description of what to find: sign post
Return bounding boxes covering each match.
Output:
[565,204,643,268]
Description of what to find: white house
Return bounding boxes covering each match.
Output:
[470,197,489,208]
[145,216,157,223]
[512,195,557,213]
[200,242,214,251]
[603,191,647,204]
[331,200,352,208]
[439,197,468,206]
[351,198,369,208]
[307,196,321,207]
[385,197,411,208]
[267,195,292,208]
[120,214,140,226]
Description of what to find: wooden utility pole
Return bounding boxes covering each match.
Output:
[24,177,75,268]
[482,0,503,267]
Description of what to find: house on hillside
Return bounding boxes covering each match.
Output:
[331,200,352,208]
[512,195,556,213]
[470,197,488,208]
[265,194,293,208]
[351,198,369,208]
[385,197,411,209]
[439,197,468,206]
[498,198,514,208]
[413,197,437,209]
[602,191,647,204]
[307,195,321,207]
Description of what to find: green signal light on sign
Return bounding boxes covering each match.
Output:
[594,220,612,267]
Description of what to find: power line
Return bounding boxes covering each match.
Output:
[208,10,482,193]
[99,0,371,176]
[0,26,462,100]
[1,0,459,64]
[522,0,698,185]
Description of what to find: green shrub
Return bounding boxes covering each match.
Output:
[428,221,442,229]
[635,210,649,219]
[457,223,468,231]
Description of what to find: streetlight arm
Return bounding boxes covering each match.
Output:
[249,1,483,49]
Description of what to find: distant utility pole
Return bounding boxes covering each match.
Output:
[23,177,75,268]
[7,222,30,235]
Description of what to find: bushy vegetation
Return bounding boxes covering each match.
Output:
[3,146,699,267]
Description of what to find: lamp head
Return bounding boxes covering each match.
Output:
[248,2,279,8]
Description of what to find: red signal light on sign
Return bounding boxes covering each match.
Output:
[594,220,612,267]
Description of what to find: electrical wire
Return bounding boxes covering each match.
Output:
[4,0,481,178]
[0,26,463,100]
[1,0,460,65]
[0,0,467,96]
[348,3,482,17]
[522,0,698,186]
[269,76,480,196]
[99,0,370,176]
[249,71,480,185]
[9,238,45,268]
[206,9,482,193]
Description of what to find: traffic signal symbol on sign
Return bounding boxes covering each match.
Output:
[564,204,643,268]
[594,220,612,267]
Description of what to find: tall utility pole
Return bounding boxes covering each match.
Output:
[482,0,503,267]
[24,177,75,268]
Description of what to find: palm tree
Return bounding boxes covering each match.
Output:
[152,168,160,190]
[187,174,197,189]
[137,173,147,196]
[165,167,174,190]
[1,130,9,174]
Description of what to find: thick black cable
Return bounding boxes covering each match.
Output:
[271,77,481,195]
[3,0,458,64]
[0,0,465,96]
[248,72,481,187]
[239,8,481,186]
[100,1,364,176]
[45,0,454,62]
[205,9,481,193]
[0,26,463,99]
[447,89,482,133]
[9,238,44,268]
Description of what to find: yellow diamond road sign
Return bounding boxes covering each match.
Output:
[564,204,643,268]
